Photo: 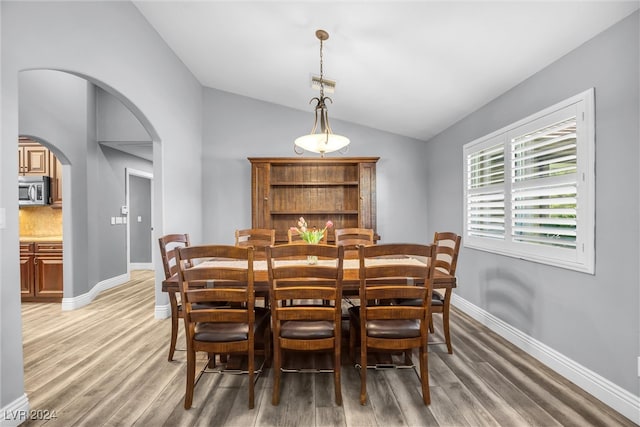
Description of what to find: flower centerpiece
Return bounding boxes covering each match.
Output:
[290,217,333,244]
[290,217,333,264]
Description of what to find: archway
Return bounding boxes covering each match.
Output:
[18,69,162,308]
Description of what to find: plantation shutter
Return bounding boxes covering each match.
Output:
[510,117,578,249]
[466,141,505,240]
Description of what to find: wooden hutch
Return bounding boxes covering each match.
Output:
[249,157,379,244]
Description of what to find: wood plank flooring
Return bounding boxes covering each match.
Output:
[20,270,634,426]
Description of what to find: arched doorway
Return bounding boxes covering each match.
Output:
[18,69,160,306]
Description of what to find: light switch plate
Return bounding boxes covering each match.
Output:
[110,217,116,225]
[137,216,142,223]
[0,208,5,229]
[115,217,123,225]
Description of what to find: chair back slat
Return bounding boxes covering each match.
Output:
[433,232,461,275]
[158,233,191,279]
[235,228,275,259]
[190,309,248,324]
[185,288,247,303]
[335,228,374,248]
[366,305,425,321]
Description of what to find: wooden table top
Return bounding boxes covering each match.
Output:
[162,258,456,293]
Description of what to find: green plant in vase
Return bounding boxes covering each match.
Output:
[290,217,333,264]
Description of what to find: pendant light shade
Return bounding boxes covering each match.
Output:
[294,29,350,157]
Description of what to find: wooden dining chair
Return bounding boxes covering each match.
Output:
[430,231,461,354]
[349,243,436,405]
[175,245,271,409]
[287,228,327,244]
[334,228,374,258]
[158,233,191,361]
[235,228,275,259]
[266,243,345,406]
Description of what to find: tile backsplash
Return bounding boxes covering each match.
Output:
[19,206,63,237]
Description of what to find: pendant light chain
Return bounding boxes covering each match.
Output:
[319,37,325,99]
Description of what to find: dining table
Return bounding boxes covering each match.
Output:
[162,257,457,296]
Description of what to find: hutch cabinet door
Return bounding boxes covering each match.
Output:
[251,162,271,229]
[358,162,377,229]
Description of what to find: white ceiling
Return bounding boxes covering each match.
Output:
[133,1,639,142]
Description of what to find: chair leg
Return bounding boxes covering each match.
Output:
[349,319,357,363]
[184,346,196,409]
[263,325,272,368]
[428,313,435,333]
[419,345,430,405]
[168,293,179,361]
[443,309,452,354]
[334,339,343,405]
[359,342,367,405]
[248,347,255,409]
[443,291,453,354]
[207,352,216,368]
[272,339,281,405]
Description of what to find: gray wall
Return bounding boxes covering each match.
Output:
[1,0,203,412]
[97,86,151,142]
[202,88,430,245]
[97,146,153,275]
[425,11,639,396]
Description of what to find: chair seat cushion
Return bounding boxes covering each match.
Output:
[348,305,420,339]
[280,320,334,340]
[367,319,421,339]
[194,322,248,342]
[194,307,270,342]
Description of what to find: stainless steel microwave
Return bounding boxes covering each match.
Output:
[19,176,50,206]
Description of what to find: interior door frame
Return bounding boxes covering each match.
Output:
[125,167,153,273]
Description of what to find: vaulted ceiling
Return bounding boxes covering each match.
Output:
[134,1,638,142]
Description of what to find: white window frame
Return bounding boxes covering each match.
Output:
[463,89,595,274]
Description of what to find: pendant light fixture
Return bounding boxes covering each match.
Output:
[294,29,350,157]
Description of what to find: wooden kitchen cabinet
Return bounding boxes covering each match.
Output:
[20,243,35,297]
[18,139,63,207]
[49,151,63,207]
[20,241,63,302]
[18,142,50,176]
[249,157,379,244]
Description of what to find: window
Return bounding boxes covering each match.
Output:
[463,89,595,273]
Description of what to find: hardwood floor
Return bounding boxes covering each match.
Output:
[21,270,634,426]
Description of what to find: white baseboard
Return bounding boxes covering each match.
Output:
[155,303,171,320]
[130,263,153,271]
[61,273,130,311]
[0,393,29,427]
[452,294,640,425]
